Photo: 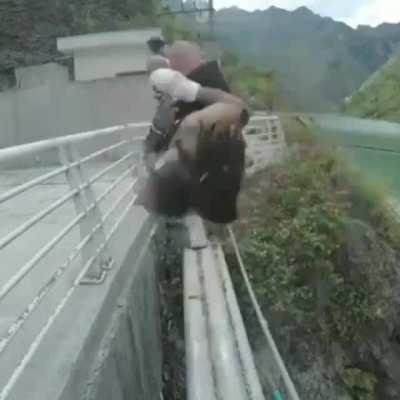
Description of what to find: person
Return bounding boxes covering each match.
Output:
[144,40,232,163]
[138,41,249,224]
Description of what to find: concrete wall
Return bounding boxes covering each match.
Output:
[74,45,148,81]
[0,63,156,150]
[15,63,69,90]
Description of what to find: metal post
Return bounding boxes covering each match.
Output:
[58,144,112,282]
[124,129,140,181]
[209,0,215,39]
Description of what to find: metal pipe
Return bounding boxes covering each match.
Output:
[102,180,138,223]
[78,139,128,164]
[0,212,86,302]
[0,189,78,251]
[0,166,68,205]
[0,122,148,164]
[95,167,136,205]
[0,221,94,354]
[0,142,135,207]
[0,222,156,400]
[0,158,137,252]
[86,151,135,186]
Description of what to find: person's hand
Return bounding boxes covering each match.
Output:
[150,68,200,102]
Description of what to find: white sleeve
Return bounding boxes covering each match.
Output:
[150,69,201,102]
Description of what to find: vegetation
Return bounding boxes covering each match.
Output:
[160,15,201,43]
[345,54,400,122]
[225,118,400,398]
[154,226,185,400]
[211,7,400,111]
[221,51,283,111]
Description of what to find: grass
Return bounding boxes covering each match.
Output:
[223,117,400,398]
[345,55,400,123]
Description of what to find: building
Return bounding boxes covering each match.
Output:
[57,28,162,81]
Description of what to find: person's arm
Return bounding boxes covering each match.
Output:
[195,87,243,107]
[143,93,176,171]
[150,69,250,124]
[195,87,250,125]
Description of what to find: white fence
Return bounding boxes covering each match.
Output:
[0,122,149,399]
[0,114,291,399]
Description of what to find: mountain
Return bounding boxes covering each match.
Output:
[345,53,400,122]
[205,6,400,111]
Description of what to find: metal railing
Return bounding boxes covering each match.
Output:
[0,121,150,398]
[245,115,285,144]
[0,114,291,399]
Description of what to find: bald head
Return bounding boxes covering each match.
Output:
[166,41,204,76]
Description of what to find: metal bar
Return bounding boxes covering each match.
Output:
[0,254,96,400]
[0,150,136,250]
[0,169,137,299]
[78,139,128,165]
[0,212,85,302]
[0,189,78,251]
[200,245,249,400]
[0,166,68,205]
[250,116,280,122]
[95,167,135,205]
[85,191,138,272]
[213,244,265,400]
[0,220,94,355]
[86,151,135,187]
[78,186,138,285]
[0,171,138,346]
[0,143,136,207]
[104,193,138,246]
[60,144,110,279]
[0,122,148,164]
[184,249,218,400]
[0,222,156,400]
[101,179,137,224]
[0,180,137,339]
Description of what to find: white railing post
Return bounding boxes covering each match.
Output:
[124,130,141,181]
[58,144,112,282]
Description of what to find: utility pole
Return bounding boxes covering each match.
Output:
[159,0,215,38]
[209,0,215,39]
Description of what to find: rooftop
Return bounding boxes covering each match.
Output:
[57,28,162,53]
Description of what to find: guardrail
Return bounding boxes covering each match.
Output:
[0,122,149,399]
[184,217,265,400]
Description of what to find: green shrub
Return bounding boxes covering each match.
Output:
[229,144,397,346]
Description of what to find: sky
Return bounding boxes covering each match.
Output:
[213,0,400,28]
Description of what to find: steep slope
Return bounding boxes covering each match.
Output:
[206,6,400,111]
[345,53,400,122]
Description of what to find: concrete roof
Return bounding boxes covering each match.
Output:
[57,28,162,54]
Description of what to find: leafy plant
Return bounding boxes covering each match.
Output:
[227,136,397,348]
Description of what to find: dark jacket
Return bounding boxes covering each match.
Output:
[174,60,231,122]
[144,61,231,157]
[139,61,245,223]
